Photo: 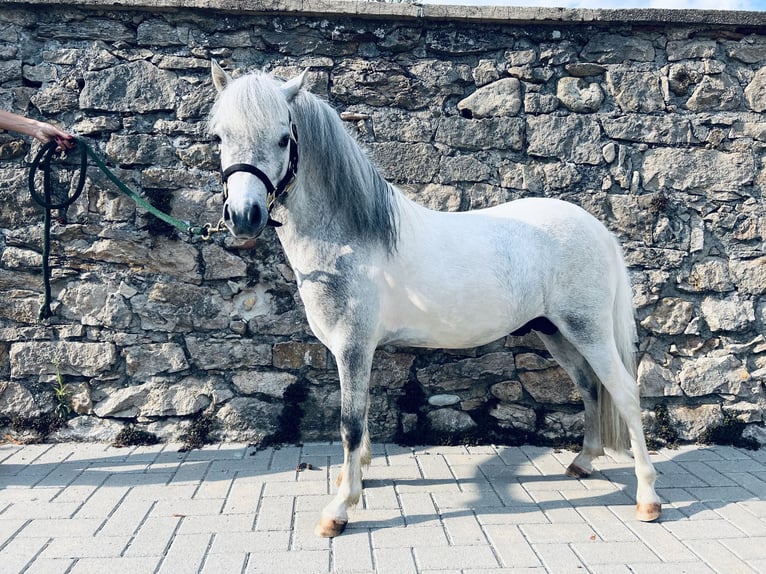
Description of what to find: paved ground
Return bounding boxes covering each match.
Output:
[1,442,765,574]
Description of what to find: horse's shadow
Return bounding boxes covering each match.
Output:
[352,445,765,531]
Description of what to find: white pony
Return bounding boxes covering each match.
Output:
[209,62,661,537]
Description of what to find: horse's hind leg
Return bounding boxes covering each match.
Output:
[315,343,374,538]
[537,331,606,478]
[575,340,661,522]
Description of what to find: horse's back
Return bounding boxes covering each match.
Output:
[374,196,623,349]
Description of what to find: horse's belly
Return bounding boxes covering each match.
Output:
[377,285,523,349]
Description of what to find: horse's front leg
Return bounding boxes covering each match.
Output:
[315,344,374,538]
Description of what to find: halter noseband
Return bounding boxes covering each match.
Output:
[221,122,299,228]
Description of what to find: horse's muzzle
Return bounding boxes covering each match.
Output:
[222,200,267,238]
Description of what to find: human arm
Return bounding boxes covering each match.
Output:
[0,110,74,150]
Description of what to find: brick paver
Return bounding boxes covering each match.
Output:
[1,441,765,573]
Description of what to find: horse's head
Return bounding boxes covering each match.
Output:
[209,61,306,238]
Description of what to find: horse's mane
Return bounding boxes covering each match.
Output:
[289,85,399,253]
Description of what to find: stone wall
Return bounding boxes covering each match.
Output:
[0,1,764,447]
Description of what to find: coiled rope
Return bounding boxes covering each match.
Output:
[28,137,224,320]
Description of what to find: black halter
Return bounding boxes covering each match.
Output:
[221,122,299,227]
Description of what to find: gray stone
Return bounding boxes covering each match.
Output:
[29,84,79,114]
[123,343,189,379]
[137,20,189,46]
[50,416,123,442]
[556,77,603,113]
[10,342,117,378]
[745,66,766,112]
[134,282,229,332]
[0,381,40,417]
[640,298,695,335]
[683,258,735,292]
[215,397,283,441]
[489,403,536,431]
[742,423,766,446]
[417,352,516,391]
[67,383,93,415]
[369,142,441,183]
[541,411,584,441]
[641,148,754,192]
[232,370,296,398]
[438,155,493,183]
[602,115,695,145]
[1,247,41,269]
[606,70,664,113]
[370,351,414,389]
[93,380,212,418]
[405,184,463,212]
[490,380,523,402]
[428,394,461,407]
[637,354,682,397]
[140,382,212,418]
[667,39,717,61]
[185,337,272,370]
[435,116,524,151]
[686,74,742,112]
[582,35,655,63]
[106,134,177,166]
[457,78,522,118]
[700,295,755,332]
[202,244,248,281]
[519,367,579,404]
[679,355,750,396]
[80,236,200,284]
[730,257,766,295]
[471,59,500,86]
[426,408,477,434]
[726,40,766,64]
[527,115,602,165]
[564,63,606,77]
[667,404,723,441]
[80,61,178,113]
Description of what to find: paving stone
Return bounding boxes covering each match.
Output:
[571,540,660,564]
[244,549,330,574]
[68,556,160,574]
[156,532,210,574]
[373,546,418,574]
[332,529,374,571]
[414,544,499,570]
[1,442,765,574]
[199,552,247,574]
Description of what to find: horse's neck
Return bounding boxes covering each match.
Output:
[280,94,399,254]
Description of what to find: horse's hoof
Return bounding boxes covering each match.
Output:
[314,516,348,538]
[636,502,662,522]
[565,463,591,479]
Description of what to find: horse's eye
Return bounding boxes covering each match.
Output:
[278,134,290,148]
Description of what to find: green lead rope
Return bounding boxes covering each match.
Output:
[28,137,223,320]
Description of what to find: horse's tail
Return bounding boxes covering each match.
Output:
[599,236,636,452]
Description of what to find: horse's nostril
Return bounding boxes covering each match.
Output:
[248,205,261,227]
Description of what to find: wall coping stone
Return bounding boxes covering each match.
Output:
[11,0,766,27]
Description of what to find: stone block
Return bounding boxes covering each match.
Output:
[457,78,522,118]
[10,341,117,378]
[123,343,189,378]
[79,61,178,113]
[679,355,750,397]
[272,341,327,370]
[526,115,601,164]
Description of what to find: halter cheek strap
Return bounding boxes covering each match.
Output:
[221,122,299,227]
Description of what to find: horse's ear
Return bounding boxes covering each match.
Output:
[281,69,308,102]
[211,60,232,93]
